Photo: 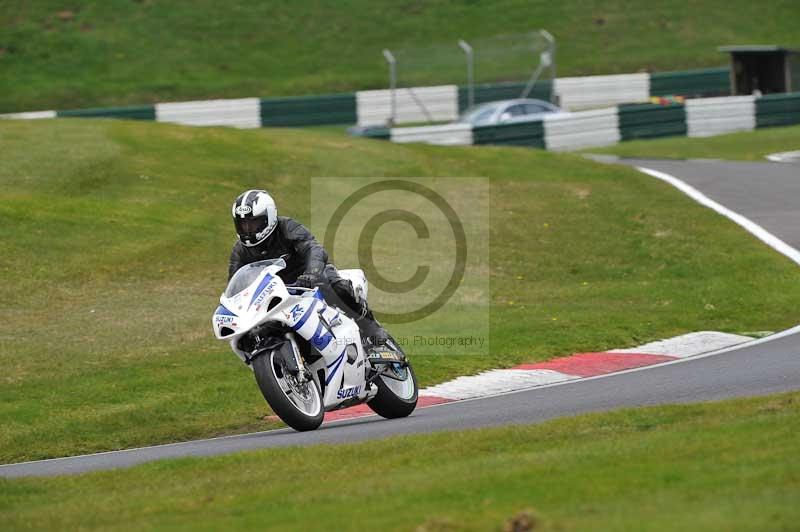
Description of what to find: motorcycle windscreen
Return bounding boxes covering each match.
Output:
[225,258,286,297]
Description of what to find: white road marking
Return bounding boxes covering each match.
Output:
[637,166,800,266]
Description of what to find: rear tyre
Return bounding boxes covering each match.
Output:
[367,362,418,419]
[252,351,324,431]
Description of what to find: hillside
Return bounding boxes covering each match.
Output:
[1,0,799,112]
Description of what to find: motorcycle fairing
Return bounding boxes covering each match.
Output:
[286,292,370,407]
[213,261,372,409]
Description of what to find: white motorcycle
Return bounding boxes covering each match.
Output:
[212,258,418,431]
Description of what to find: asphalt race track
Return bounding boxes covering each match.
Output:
[2,159,798,478]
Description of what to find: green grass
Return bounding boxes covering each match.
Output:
[2,0,800,112]
[2,118,800,464]
[592,124,800,161]
[2,392,799,531]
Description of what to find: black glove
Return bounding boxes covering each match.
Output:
[295,271,321,288]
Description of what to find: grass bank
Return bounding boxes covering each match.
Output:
[592,124,800,161]
[1,118,799,463]
[2,392,798,530]
[2,0,800,112]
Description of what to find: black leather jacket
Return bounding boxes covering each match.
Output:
[228,217,327,281]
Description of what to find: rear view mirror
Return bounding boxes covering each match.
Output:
[499,112,513,122]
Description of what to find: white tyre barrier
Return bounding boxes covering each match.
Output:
[686,96,755,138]
[155,98,261,129]
[554,73,650,111]
[356,85,459,126]
[390,123,473,146]
[543,107,620,151]
[0,110,57,120]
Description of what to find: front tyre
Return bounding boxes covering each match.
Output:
[252,351,324,431]
[368,362,418,419]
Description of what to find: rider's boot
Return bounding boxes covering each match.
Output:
[356,304,390,347]
[326,273,390,347]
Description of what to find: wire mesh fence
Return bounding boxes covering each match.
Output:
[376,31,556,124]
[387,31,552,87]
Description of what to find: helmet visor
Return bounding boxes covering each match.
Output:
[235,215,268,237]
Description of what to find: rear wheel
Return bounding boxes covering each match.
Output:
[367,361,418,419]
[252,351,324,431]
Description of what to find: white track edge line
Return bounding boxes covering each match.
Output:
[636,166,800,266]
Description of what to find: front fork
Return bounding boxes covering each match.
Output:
[281,333,311,382]
[251,332,309,379]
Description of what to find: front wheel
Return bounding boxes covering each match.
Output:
[252,351,324,431]
[368,362,418,419]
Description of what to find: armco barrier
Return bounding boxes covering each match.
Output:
[5,87,798,152]
[650,67,730,98]
[374,92,800,151]
[58,105,155,121]
[260,93,356,127]
[0,67,735,128]
[618,103,687,141]
[355,85,459,126]
[472,120,546,148]
[543,107,620,151]
[756,92,800,128]
[685,95,755,137]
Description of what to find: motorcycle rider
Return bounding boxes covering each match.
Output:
[228,189,389,345]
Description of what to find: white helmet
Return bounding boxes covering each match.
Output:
[231,190,278,247]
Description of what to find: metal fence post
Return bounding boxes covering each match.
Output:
[383,49,397,126]
[541,30,557,104]
[458,39,474,109]
[520,30,557,101]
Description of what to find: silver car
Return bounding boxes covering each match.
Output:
[458,98,567,126]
